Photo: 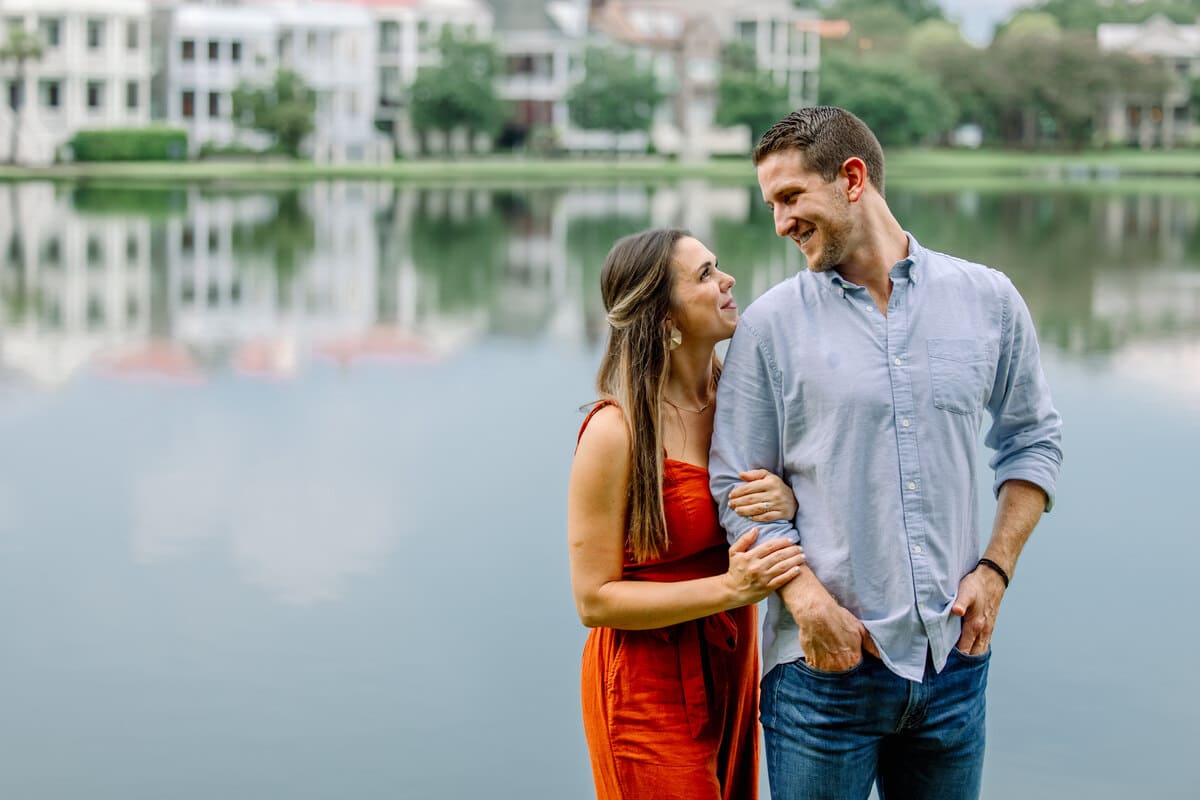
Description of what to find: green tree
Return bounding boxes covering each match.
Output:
[825,5,915,56]
[825,0,943,24]
[409,29,507,153]
[1026,0,1200,32]
[818,52,956,146]
[715,41,791,141]
[985,28,1167,148]
[232,69,315,158]
[0,24,44,165]
[568,47,661,143]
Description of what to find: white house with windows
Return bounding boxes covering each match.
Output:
[1097,15,1200,148]
[0,0,153,165]
[156,2,278,154]
[574,0,818,159]
[351,0,494,156]
[156,0,389,162]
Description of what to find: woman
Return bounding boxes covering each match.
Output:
[567,229,804,799]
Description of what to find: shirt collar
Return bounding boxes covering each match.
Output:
[824,230,924,291]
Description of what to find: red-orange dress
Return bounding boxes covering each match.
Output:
[578,403,759,800]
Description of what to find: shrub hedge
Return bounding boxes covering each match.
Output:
[70,128,188,162]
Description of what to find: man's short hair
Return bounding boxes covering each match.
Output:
[753,106,886,195]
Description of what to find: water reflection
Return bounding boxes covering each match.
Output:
[1,181,1197,394]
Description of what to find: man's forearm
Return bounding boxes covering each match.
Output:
[779,565,838,623]
[983,479,1046,577]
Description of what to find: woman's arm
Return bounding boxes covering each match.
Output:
[567,405,804,630]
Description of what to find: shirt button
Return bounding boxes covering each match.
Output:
[906,480,917,491]
[893,357,902,366]
[901,418,911,428]
[912,544,923,554]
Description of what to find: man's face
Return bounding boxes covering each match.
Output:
[757,149,853,273]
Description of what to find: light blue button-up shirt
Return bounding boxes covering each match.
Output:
[710,234,1063,682]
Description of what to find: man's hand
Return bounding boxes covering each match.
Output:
[951,565,1007,655]
[781,570,877,672]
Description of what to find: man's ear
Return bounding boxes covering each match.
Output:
[841,157,869,203]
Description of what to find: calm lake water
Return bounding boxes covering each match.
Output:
[0,179,1196,799]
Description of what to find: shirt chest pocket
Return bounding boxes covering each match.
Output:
[926,338,992,415]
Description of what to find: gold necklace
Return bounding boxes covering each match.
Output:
[663,395,713,414]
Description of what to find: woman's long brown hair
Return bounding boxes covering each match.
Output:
[595,228,720,563]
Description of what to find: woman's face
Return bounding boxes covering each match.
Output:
[667,236,737,346]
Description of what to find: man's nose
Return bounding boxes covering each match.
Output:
[774,208,792,238]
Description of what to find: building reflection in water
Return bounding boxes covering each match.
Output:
[1,180,1197,391]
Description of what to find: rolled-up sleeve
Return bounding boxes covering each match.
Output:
[710,317,801,546]
[985,276,1064,510]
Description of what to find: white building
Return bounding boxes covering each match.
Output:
[157,0,388,162]
[353,0,494,155]
[0,0,153,166]
[491,0,588,149]
[569,0,819,158]
[1098,14,1200,148]
[156,2,278,153]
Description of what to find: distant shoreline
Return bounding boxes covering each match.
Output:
[2,149,1199,188]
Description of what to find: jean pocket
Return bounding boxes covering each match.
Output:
[927,338,991,415]
[794,656,867,679]
[950,646,992,663]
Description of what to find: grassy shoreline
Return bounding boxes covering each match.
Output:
[2,148,1200,186]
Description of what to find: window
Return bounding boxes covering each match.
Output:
[86,236,104,267]
[181,225,194,254]
[125,234,138,262]
[208,91,220,118]
[126,20,138,50]
[737,20,756,45]
[208,40,219,62]
[40,80,60,110]
[126,81,139,110]
[207,229,219,254]
[181,90,195,119]
[380,21,399,51]
[5,17,22,36]
[7,235,22,267]
[40,237,61,267]
[231,40,242,63]
[7,80,22,111]
[87,19,104,49]
[87,81,104,110]
[38,17,61,47]
[181,39,195,61]
[87,296,105,328]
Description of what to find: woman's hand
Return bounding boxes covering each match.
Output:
[723,529,806,606]
[729,469,798,523]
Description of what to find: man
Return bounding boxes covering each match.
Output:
[709,107,1063,799]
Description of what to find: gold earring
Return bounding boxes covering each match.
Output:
[668,325,682,350]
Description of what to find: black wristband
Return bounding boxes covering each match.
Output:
[976,558,1010,588]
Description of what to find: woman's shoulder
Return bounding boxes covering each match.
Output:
[577,401,628,457]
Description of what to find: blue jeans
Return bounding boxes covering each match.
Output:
[760,648,990,800]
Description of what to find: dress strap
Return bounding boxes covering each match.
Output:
[576,400,618,450]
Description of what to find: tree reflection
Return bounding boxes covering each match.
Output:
[408,188,509,312]
[231,190,316,284]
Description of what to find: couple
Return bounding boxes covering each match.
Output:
[567,107,1063,800]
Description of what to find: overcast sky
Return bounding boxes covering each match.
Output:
[936,0,1039,44]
